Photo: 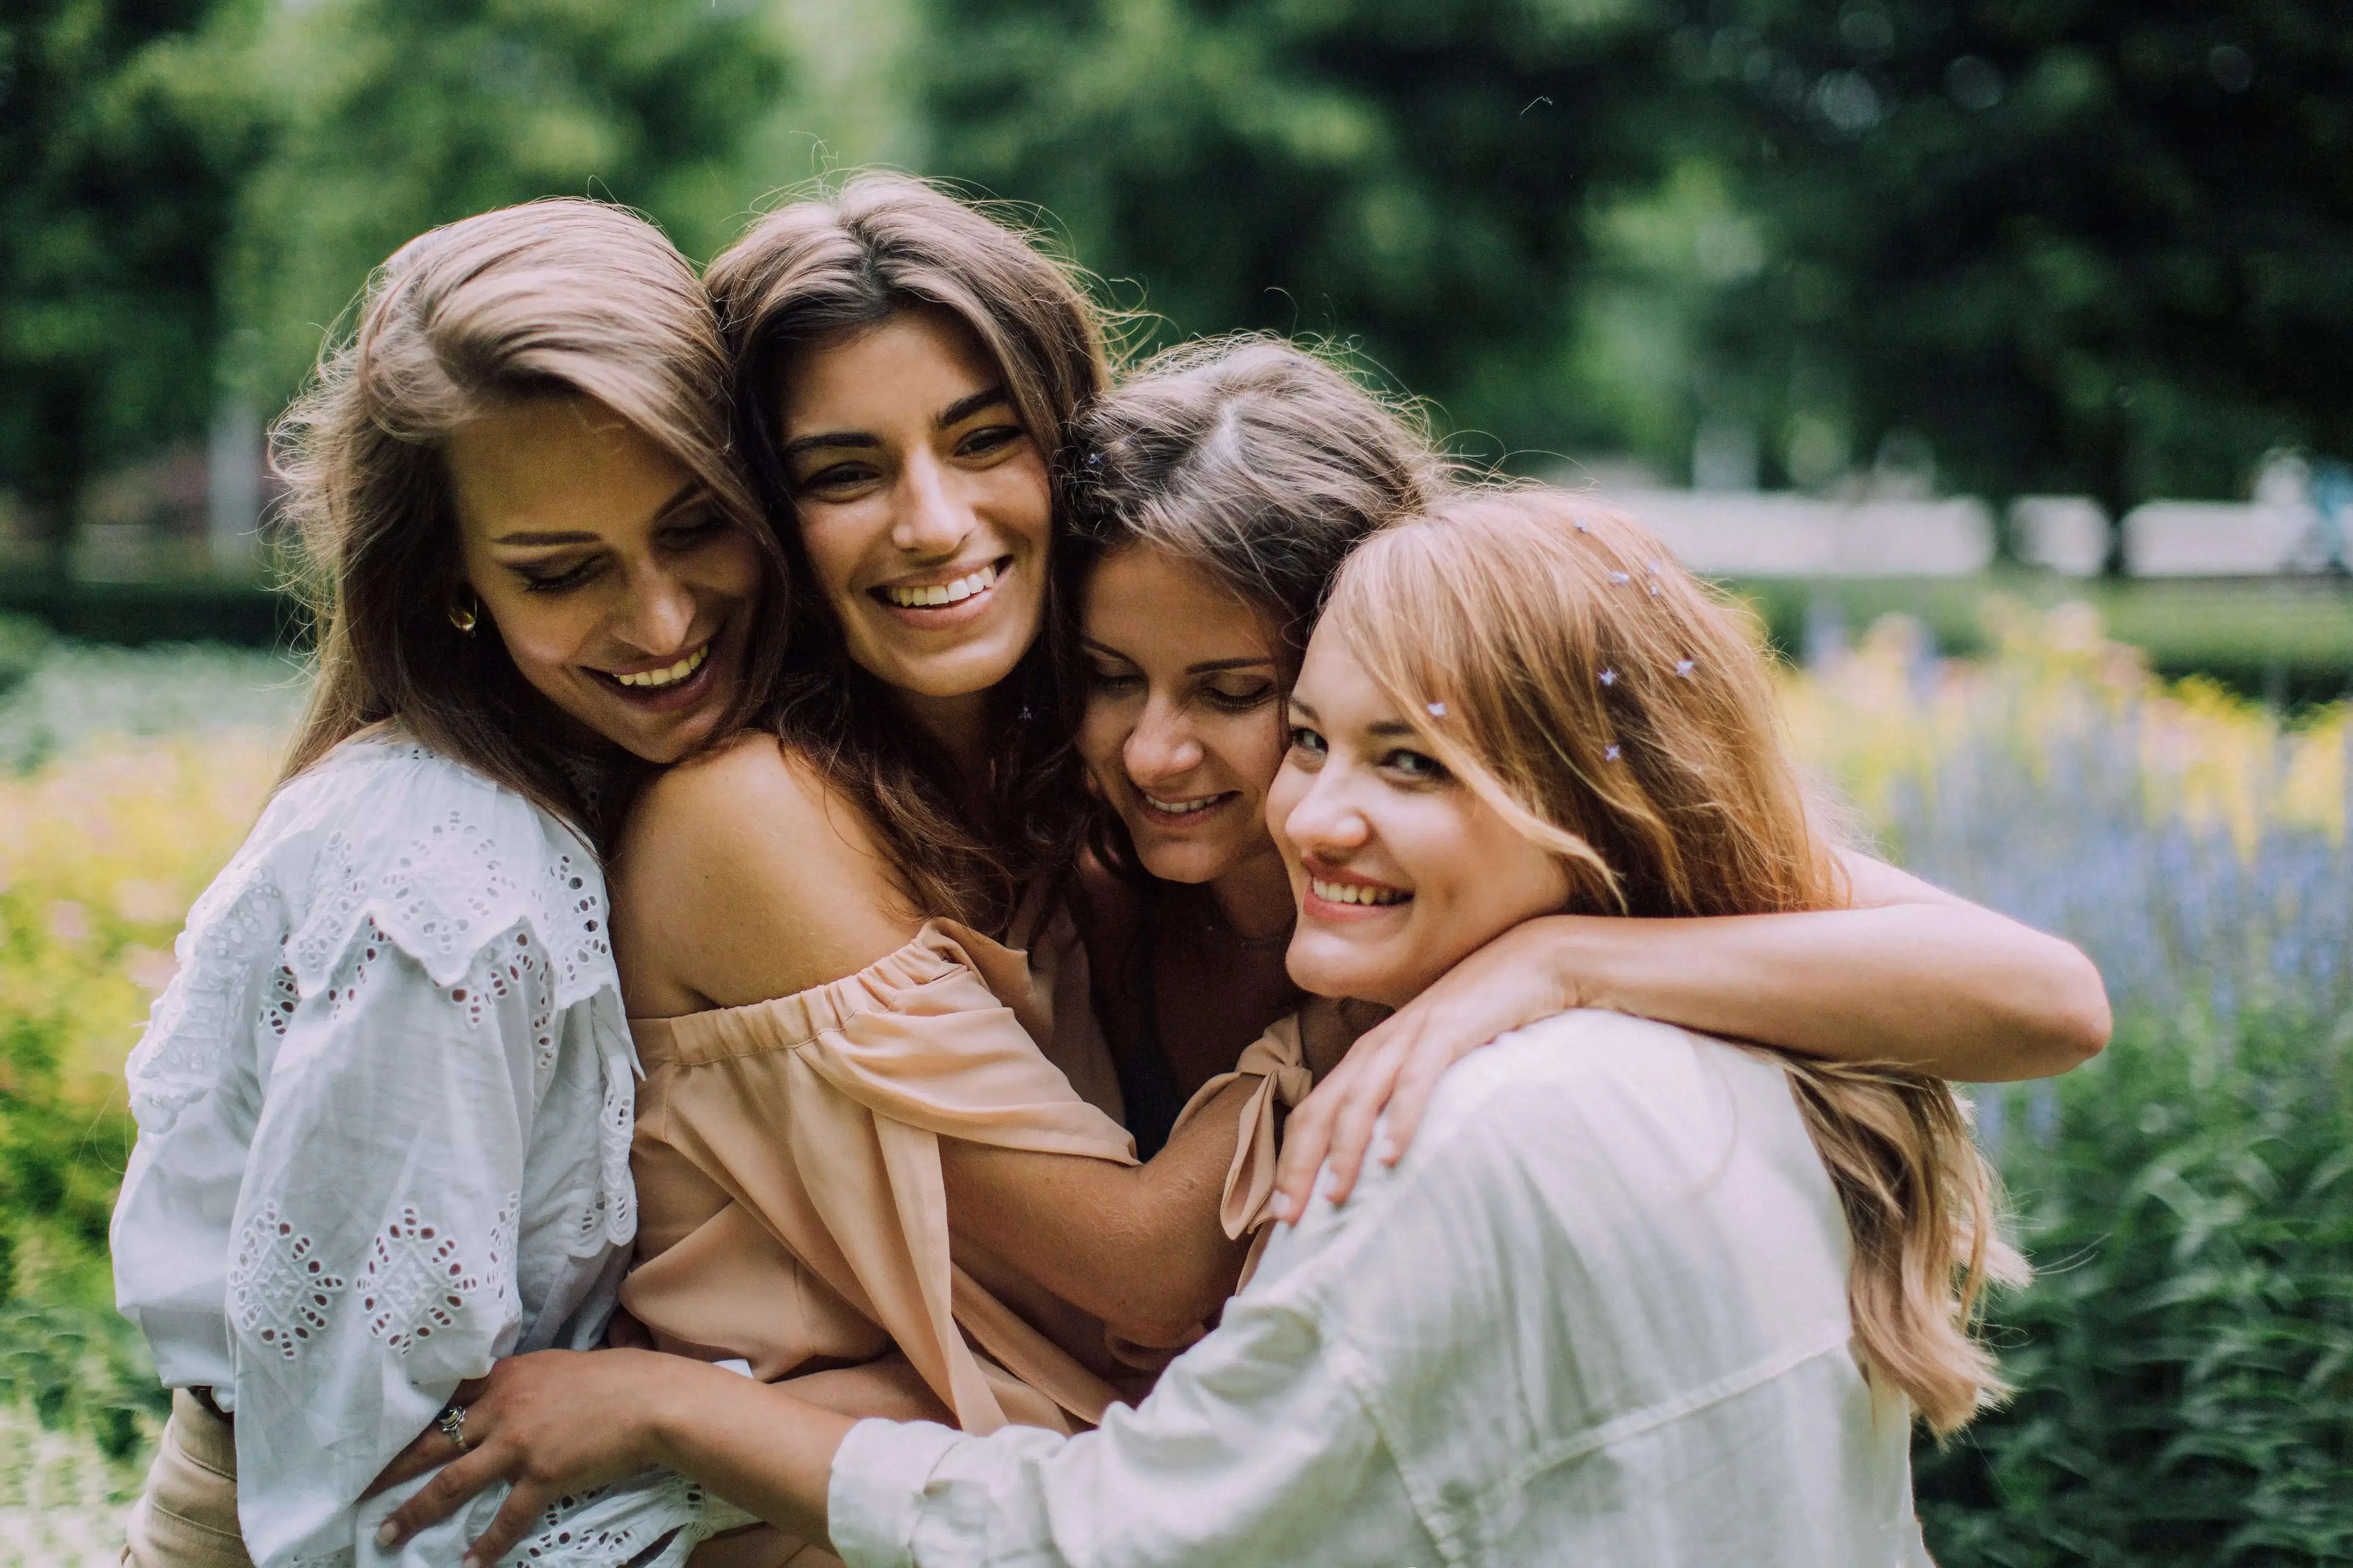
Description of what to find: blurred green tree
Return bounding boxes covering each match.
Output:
[0,0,266,553]
[924,0,2353,504]
[918,0,1696,466]
[216,0,808,401]
[1677,0,2353,511]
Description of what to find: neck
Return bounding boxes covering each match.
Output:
[1210,844,1298,944]
[892,685,994,782]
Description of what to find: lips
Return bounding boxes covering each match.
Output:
[589,640,722,712]
[1307,874,1410,907]
[873,558,1008,612]
[1299,859,1412,920]
[1139,789,1239,821]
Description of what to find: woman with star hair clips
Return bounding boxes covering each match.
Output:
[1047,338,2108,1259]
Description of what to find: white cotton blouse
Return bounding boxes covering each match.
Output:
[830,1010,1937,1568]
[111,734,739,1568]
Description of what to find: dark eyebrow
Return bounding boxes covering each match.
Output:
[777,429,881,462]
[937,386,1013,430]
[1079,637,1134,663]
[775,386,1012,464]
[490,482,704,547]
[1189,657,1277,676]
[1367,720,1419,738]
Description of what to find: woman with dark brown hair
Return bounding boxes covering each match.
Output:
[602,175,1253,1462]
[108,198,785,1568]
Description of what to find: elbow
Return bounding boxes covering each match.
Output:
[1103,1281,1227,1351]
[2040,942,2112,1072]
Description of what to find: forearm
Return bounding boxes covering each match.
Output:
[942,1076,1256,1344]
[1558,903,2109,1081]
[646,1367,853,1550]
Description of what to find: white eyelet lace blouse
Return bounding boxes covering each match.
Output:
[110,734,741,1568]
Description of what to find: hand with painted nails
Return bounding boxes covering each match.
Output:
[1271,916,1580,1215]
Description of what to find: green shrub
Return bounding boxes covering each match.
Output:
[1920,1003,2353,1565]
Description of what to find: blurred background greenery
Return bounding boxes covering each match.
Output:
[4,2,2352,1563]
[7,0,2351,551]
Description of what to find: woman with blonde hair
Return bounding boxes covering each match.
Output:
[109,199,784,1567]
[375,483,2025,1564]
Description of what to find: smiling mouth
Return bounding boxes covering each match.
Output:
[875,558,1007,610]
[1308,875,1411,908]
[604,645,708,689]
[1140,790,1237,819]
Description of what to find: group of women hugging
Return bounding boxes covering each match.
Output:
[108,176,2110,1568]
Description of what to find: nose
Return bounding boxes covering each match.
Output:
[611,560,698,656]
[1124,697,1205,787]
[892,450,972,560]
[1281,763,1372,860]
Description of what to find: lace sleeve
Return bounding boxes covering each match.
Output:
[225,914,545,1566]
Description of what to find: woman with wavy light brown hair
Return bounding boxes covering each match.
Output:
[108,199,780,1568]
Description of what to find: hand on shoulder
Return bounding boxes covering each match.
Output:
[610,731,921,1013]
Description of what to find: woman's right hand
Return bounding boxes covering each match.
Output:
[1271,916,1581,1219]
[360,1377,488,1501]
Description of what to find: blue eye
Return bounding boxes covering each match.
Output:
[1287,725,1327,756]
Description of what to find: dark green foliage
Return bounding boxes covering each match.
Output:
[922,0,1685,462]
[0,1297,166,1462]
[0,0,264,546]
[924,0,2353,498]
[1685,1,2353,511]
[1919,1004,2353,1565]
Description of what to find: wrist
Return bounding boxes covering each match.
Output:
[635,1353,704,1473]
[1526,913,1604,1015]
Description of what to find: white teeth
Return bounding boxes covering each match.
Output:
[1310,877,1409,907]
[883,562,1000,609]
[614,645,708,689]
[1143,794,1223,817]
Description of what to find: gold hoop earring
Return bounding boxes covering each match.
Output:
[448,602,479,635]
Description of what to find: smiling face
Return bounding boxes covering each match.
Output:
[448,395,762,763]
[777,307,1052,712]
[1079,544,1290,892]
[1268,629,1573,1010]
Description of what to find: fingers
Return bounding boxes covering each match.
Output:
[362,1424,457,1500]
[1373,1029,1460,1171]
[1271,1046,1366,1219]
[362,1379,491,1500]
[460,1480,560,1568]
[378,1443,511,1552]
[1315,1036,1406,1207]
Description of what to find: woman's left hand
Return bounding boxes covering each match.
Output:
[373,1349,672,1568]
[1272,916,1580,1217]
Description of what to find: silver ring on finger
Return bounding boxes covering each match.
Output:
[436,1403,472,1455]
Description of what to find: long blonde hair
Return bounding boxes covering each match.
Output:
[275,199,781,843]
[707,173,1113,931]
[1321,487,2024,1435]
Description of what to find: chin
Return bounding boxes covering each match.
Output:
[1283,934,1393,1006]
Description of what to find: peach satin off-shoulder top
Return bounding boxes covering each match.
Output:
[622,915,1155,1437]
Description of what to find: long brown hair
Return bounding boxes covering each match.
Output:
[1321,488,2025,1435]
[274,199,781,843]
[706,173,1114,930]
[1055,335,1447,877]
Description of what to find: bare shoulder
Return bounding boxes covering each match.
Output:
[610,731,922,1012]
